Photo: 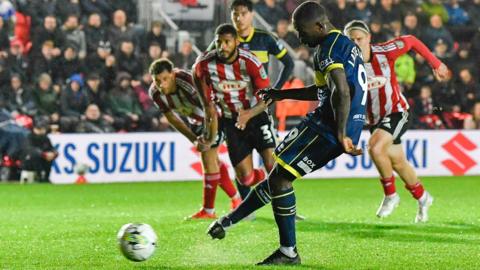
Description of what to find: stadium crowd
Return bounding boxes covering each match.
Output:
[0,0,480,181]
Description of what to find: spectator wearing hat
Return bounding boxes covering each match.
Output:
[31,15,65,57]
[76,103,115,133]
[116,39,143,79]
[59,74,89,132]
[107,72,143,131]
[143,21,166,54]
[61,14,87,59]
[84,13,107,55]
[21,116,58,183]
[57,42,86,84]
[5,39,30,81]
[86,40,116,90]
[31,40,61,82]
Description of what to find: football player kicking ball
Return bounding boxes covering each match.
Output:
[193,24,276,207]
[344,20,451,222]
[207,2,367,265]
[148,58,242,219]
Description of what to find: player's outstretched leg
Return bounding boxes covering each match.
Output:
[257,165,300,265]
[376,175,400,218]
[207,179,272,239]
[218,161,242,210]
[187,172,219,220]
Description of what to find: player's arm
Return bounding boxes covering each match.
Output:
[259,84,324,104]
[268,34,294,89]
[329,68,362,155]
[163,111,197,144]
[192,67,217,148]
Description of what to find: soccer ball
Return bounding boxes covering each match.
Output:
[117,223,158,262]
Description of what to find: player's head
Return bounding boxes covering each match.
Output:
[292,1,331,47]
[215,23,239,63]
[149,58,176,94]
[344,20,371,51]
[230,0,253,33]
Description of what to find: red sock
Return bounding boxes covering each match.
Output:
[218,162,238,198]
[203,173,220,209]
[405,182,425,200]
[380,175,396,196]
[253,169,266,185]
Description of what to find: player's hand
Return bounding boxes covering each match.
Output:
[433,63,451,82]
[236,108,252,130]
[258,88,281,105]
[341,137,363,156]
[195,136,211,152]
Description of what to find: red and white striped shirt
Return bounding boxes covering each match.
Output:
[149,69,204,126]
[366,35,442,125]
[194,48,270,118]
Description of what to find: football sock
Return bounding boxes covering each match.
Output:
[203,173,220,209]
[280,246,297,258]
[405,182,425,200]
[252,169,266,185]
[224,180,271,226]
[203,208,214,214]
[272,187,296,248]
[235,178,251,199]
[380,175,396,196]
[218,162,239,198]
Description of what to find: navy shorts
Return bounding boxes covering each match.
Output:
[274,118,344,179]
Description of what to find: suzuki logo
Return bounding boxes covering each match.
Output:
[441,133,477,176]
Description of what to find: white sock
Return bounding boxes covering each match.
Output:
[203,208,214,214]
[386,193,398,198]
[279,246,297,258]
[418,192,428,204]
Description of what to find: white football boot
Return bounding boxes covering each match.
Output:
[415,191,434,223]
[376,193,400,218]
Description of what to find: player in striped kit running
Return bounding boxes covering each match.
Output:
[148,58,242,220]
[344,20,451,222]
[193,24,276,197]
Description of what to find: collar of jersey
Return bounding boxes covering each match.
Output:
[238,28,255,43]
[328,29,342,35]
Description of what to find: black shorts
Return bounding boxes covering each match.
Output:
[191,123,224,148]
[369,112,410,144]
[222,112,277,166]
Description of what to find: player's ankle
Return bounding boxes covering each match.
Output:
[279,246,297,258]
[203,207,215,214]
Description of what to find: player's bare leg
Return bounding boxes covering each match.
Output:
[369,129,400,218]
[186,148,221,220]
[388,145,433,223]
[216,157,242,210]
[260,147,305,221]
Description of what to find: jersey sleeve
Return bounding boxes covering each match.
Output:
[266,33,288,59]
[313,35,345,87]
[383,35,441,69]
[193,61,214,103]
[149,86,171,113]
[245,57,270,96]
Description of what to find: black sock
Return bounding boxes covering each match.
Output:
[235,177,251,199]
[272,187,296,247]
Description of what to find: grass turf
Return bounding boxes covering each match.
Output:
[0,176,479,269]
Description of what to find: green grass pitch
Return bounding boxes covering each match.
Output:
[0,176,479,269]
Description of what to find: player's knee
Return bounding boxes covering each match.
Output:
[268,166,293,195]
[369,142,386,158]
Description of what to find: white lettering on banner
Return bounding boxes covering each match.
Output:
[48,131,480,184]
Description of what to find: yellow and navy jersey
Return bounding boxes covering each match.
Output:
[207,28,288,72]
[310,30,367,145]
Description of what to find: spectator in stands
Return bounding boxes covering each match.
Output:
[420,0,449,23]
[85,73,107,112]
[394,54,416,90]
[402,12,422,37]
[464,101,480,129]
[33,73,60,127]
[369,18,389,43]
[61,14,87,59]
[32,41,60,81]
[467,0,480,29]
[0,0,15,34]
[172,40,196,71]
[31,15,65,57]
[254,0,289,28]
[107,72,143,131]
[455,68,480,112]
[57,42,86,84]
[144,21,167,54]
[5,39,29,81]
[84,13,107,55]
[374,0,402,29]
[390,19,403,37]
[108,9,135,51]
[2,74,36,117]
[325,0,352,29]
[0,17,9,53]
[111,0,138,24]
[445,0,469,26]
[351,0,373,24]
[21,117,58,182]
[275,19,300,49]
[422,14,454,51]
[26,0,56,26]
[55,0,82,22]
[116,39,143,79]
[80,0,113,24]
[433,79,459,113]
[85,40,115,85]
[143,42,163,70]
[413,85,445,129]
[432,39,453,67]
[60,74,90,132]
[76,103,115,133]
[451,43,477,76]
